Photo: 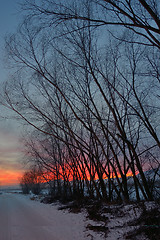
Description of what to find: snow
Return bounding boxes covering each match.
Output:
[0,192,159,240]
[0,193,102,240]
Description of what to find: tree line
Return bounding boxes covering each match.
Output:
[1,0,160,202]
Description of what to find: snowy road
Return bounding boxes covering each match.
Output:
[0,193,88,240]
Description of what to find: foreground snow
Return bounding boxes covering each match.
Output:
[0,192,159,240]
[0,193,101,240]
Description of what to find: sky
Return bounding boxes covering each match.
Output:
[0,0,24,187]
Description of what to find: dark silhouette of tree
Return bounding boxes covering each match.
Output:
[20,168,43,195]
[1,0,159,202]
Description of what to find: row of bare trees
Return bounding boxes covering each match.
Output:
[1,0,160,202]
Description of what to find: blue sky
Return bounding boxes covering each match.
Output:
[0,0,21,81]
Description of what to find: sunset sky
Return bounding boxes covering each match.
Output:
[0,127,24,187]
[0,0,24,187]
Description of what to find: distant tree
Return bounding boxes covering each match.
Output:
[20,168,43,195]
[20,172,31,194]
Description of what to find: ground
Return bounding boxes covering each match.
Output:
[56,197,160,240]
[0,192,159,240]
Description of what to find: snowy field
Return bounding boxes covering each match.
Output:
[0,192,159,240]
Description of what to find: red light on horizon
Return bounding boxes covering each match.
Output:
[0,169,23,187]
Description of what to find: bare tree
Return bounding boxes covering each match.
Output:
[21,0,160,48]
[1,0,160,202]
[20,168,43,195]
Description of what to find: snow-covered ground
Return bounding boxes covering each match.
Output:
[0,192,159,240]
[0,192,101,240]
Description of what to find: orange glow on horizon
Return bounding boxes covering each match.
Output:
[42,167,135,184]
[0,169,23,187]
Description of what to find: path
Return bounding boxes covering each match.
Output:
[0,193,87,240]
